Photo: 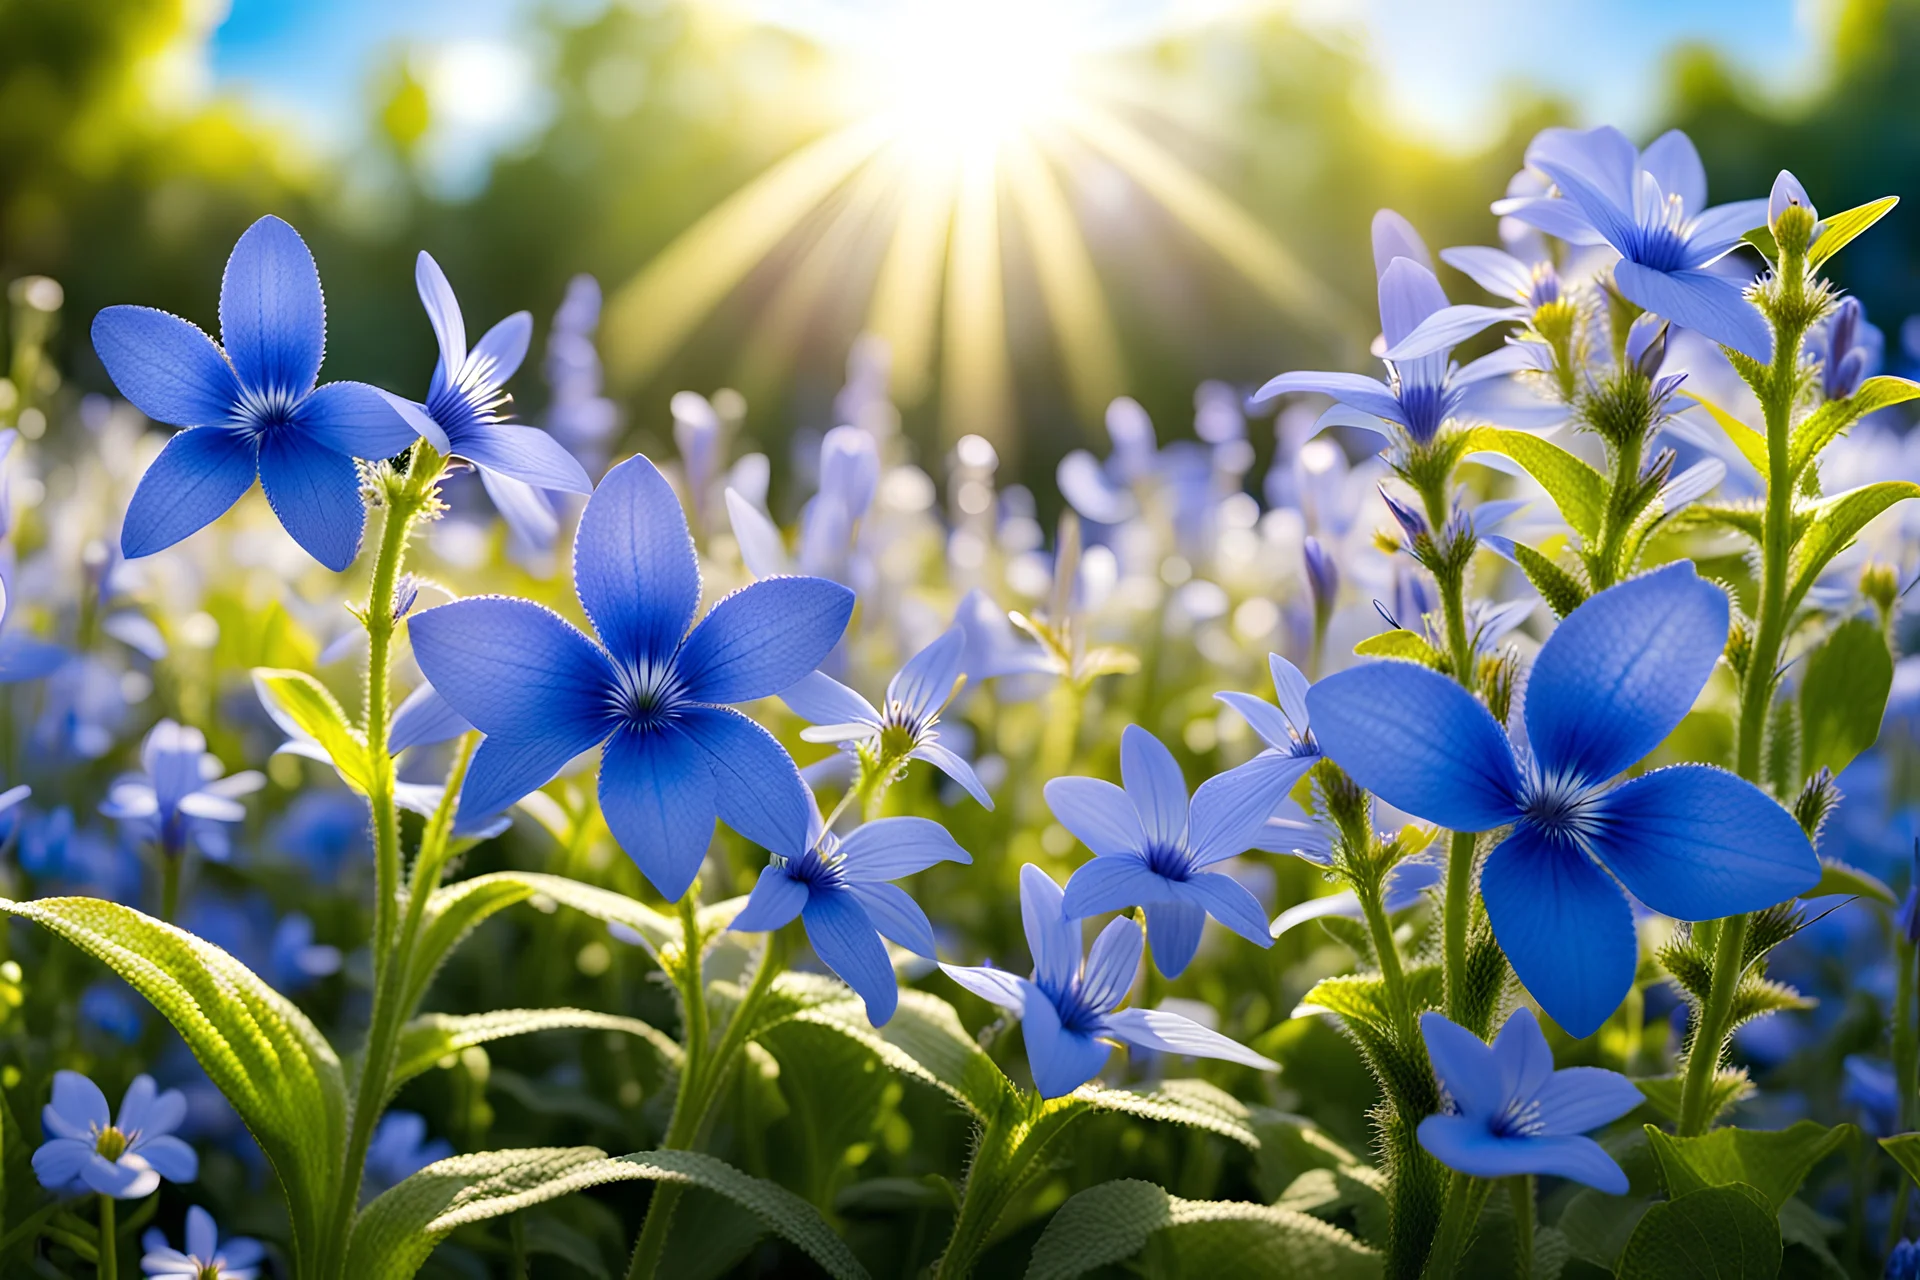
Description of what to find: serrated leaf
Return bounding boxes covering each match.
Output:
[1804,856,1897,906]
[1617,1183,1779,1280]
[0,897,345,1271]
[1469,427,1607,540]
[1880,1132,1920,1188]
[1808,195,1900,268]
[1352,629,1447,669]
[1683,501,1767,543]
[1675,391,1770,474]
[1645,1120,1856,1210]
[252,667,374,792]
[788,980,1014,1120]
[1790,376,1920,474]
[1513,541,1589,618]
[1022,1179,1380,1280]
[1788,481,1920,611]
[348,1147,868,1280]
[1075,1079,1262,1150]
[1800,616,1894,778]
[392,1009,680,1094]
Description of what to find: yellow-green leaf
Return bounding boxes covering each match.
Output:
[252,667,374,792]
[1790,375,1920,475]
[1808,195,1900,268]
[1675,391,1769,475]
[1788,480,1920,611]
[391,1009,680,1094]
[1469,427,1607,541]
[1353,630,1447,669]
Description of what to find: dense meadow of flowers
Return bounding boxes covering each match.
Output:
[1,123,1919,1278]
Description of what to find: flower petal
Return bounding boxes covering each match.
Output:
[1168,871,1270,948]
[408,597,617,740]
[725,488,790,579]
[836,816,971,881]
[676,577,854,705]
[220,215,325,398]
[121,427,259,560]
[1385,304,1528,362]
[1528,156,1639,255]
[91,307,241,427]
[1250,371,1404,422]
[888,626,966,722]
[940,963,1029,1013]
[83,1153,159,1199]
[1145,900,1207,979]
[1269,653,1312,737]
[1215,692,1294,754]
[388,682,474,755]
[1022,982,1110,1099]
[1044,777,1147,859]
[1685,200,1771,263]
[1640,130,1707,216]
[1532,1066,1645,1137]
[779,671,880,729]
[258,432,366,571]
[415,252,467,372]
[1524,561,1728,787]
[573,454,700,664]
[1371,209,1434,277]
[600,722,716,902]
[1490,1007,1555,1106]
[1587,765,1818,919]
[1020,863,1083,995]
[1104,1007,1276,1071]
[185,1206,218,1260]
[1481,824,1636,1039]
[845,881,938,957]
[453,424,593,494]
[464,311,533,387]
[910,740,995,810]
[1306,660,1524,833]
[1270,890,1361,938]
[1187,752,1316,868]
[49,1069,112,1134]
[462,731,603,824]
[1612,261,1771,363]
[1440,246,1537,301]
[133,1134,198,1183]
[803,888,897,1025]
[31,1137,91,1189]
[729,865,808,934]
[372,390,451,454]
[294,381,420,460]
[1080,916,1143,1013]
[1061,852,1168,919]
[1418,1012,1504,1118]
[1417,1116,1627,1192]
[679,704,811,862]
[1121,725,1189,849]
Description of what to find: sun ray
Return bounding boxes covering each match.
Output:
[864,147,960,409]
[941,143,1014,452]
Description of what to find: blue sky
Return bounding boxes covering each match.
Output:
[207,0,1819,162]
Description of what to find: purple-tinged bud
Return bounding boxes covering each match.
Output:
[1303,536,1339,613]
[1768,170,1816,238]
[1626,314,1669,378]
[391,573,421,623]
[1379,486,1427,543]
[1823,298,1869,400]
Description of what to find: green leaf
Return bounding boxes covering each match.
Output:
[1683,501,1767,544]
[1022,1179,1380,1280]
[1644,1120,1856,1210]
[1675,391,1770,475]
[790,981,1015,1120]
[1788,481,1920,612]
[347,1147,868,1280]
[1076,1079,1263,1150]
[392,1009,680,1094]
[1248,1111,1360,1202]
[1789,376,1920,474]
[1800,616,1894,777]
[1352,629,1447,669]
[1808,195,1900,268]
[0,897,345,1269]
[1617,1183,1780,1280]
[1275,1165,1389,1246]
[1804,856,1897,906]
[1512,541,1589,618]
[1469,427,1607,541]
[252,667,374,792]
[1636,1073,1752,1130]
[1880,1132,1920,1187]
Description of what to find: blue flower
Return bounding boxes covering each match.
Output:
[1417,1008,1642,1192]
[1307,562,1820,1036]
[1811,297,1882,402]
[0,570,65,683]
[1843,1054,1899,1137]
[727,425,880,584]
[781,622,993,809]
[1495,127,1771,360]
[80,982,146,1044]
[269,791,369,882]
[362,1110,452,1199]
[33,1071,198,1198]
[410,454,856,900]
[1890,1237,1920,1280]
[1254,210,1540,446]
[731,808,972,1024]
[141,1205,263,1279]
[99,720,264,861]
[942,865,1275,1099]
[93,215,423,570]
[379,253,593,548]
[543,274,620,472]
[1050,724,1304,977]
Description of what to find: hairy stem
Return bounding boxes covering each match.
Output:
[626,894,713,1280]
[1422,1172,1489,1279]
[1508,1176,1534,1277]
[1442,829,1476,1026]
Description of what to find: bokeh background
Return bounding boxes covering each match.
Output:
[3,0,1907,499]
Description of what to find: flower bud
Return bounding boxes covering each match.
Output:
[1626,314,1669,378]
[1768,171,1817,255]
[1862,559,1900,619]
[1303,535,1339,614]
[1379,486,1428,543]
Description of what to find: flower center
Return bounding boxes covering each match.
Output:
[612,658,688,731]
[93,1125,129,1161]
[1487,1095,1545,1139]
[1634,191,1692,272]
[233,385,303,435]
[1388,374,1449,445]
[877,703,927,760]
[1142,841,1190,880]
[1519,769,1601,843]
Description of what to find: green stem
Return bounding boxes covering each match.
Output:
[1442,829,1477,1028]
[1508,1176,1534,1278]
[1678,914,1748,1136]
[1422,1172,1489,1279]
[1888,935,1918,1253]
[935,1098,1082,1280]
[1591,425,1649,591]
[158,852,181,924]
[625,895,713,1280]
[97,1194,115,1280]
[1359,879,1413,1040]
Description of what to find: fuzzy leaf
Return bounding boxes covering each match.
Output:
[1617,1183,1779,1280]
[253,667,374,792]
[1470,427,1607,541]
[1645,1121,1856,1210]
[788,979,1015,1120]
[347,1147,867,1280]
[1076,1079,1263,1150]
[1512,541,1589,618]
[1805,856,1897,906]
[1788,481,1920,612]
[1808,195,1900,267]
[1790,376,1920,474]
[1275,1165,1389,1246]
[1800,616,1894,778]
[392,1009,680,1094]
[1675,392,1769,475]
[1352,629,1448,669]
[1637,1073,1753,1130]
[0,897,345,1269]
[1022,1179,1380,1280]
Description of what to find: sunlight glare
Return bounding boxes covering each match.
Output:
[868,1,1083,159]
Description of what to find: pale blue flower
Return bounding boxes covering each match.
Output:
[141,1206,263,1279]
[34,1071,197,1199]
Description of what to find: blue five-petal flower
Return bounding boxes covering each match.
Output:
[1417,1007,1643,1192]
[1048,723,1306,978]
[33,1070,198,1199]
[141,1205,265,1280]
[731,809,972,1025]
[781,620,995,810]
[1306,561,1820,1037]
[409,454,856,900]
[941,864,1275,1098]
[94,215,423,570]
[1496,127,1772,360]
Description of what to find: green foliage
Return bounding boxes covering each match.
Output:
[1807,195,1901,267]
[1803,856,1896,905]
[0,896,346,1271]
[391,1009,680,1094]
[1022,1179,1380,1280]
[1470,427,1609,541]
[1078,1079,1263,1151]
[1512,541,1590,618]
[1616,1183,1780,1280]
[1353,629,1448,669]
[1675,391,1769,473]
[1789,375,1920,474]
[786,981,1015,1120]
[1799,616,1894,777]
[1788,481,1920,612]
[253,667,374,792]
[1636,1073,1754,1130]
[347,1146,870,1279]
[1879,1132,1920,1187]
[1644,1121,1857,1210]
